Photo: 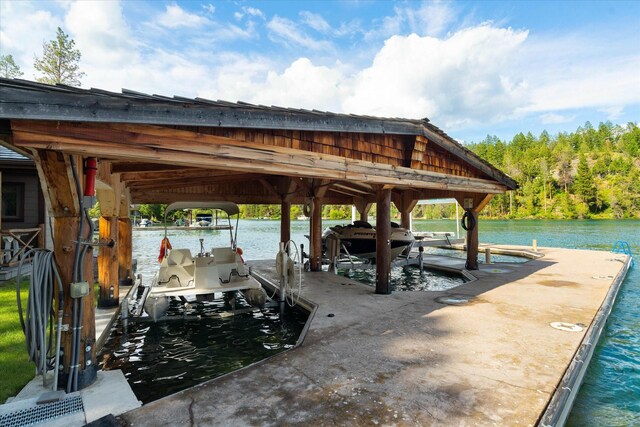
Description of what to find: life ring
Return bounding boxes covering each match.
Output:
[302,198,314,217]
[461,210,476,232]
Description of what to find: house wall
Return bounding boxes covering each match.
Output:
[1,170,41,228]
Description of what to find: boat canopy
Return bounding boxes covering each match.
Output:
[164,201,240,221]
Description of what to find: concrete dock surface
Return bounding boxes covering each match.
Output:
[120,246,629,426]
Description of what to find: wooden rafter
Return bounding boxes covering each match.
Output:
[11,120,508,194]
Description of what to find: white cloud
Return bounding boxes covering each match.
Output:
[540,113,576,124]
[521,57,640,114]
[244,7,264,19]
[65,1,135,67]
[365,1,457,40]
[598,106,624,120]
[202,4,215,15]
[267,16,333,51]
[234,6,264,21]
[0,1,60,79]
[300,11,332,33]
[344,25,530,126]
[406,1,457,36]
[156,3,209,29]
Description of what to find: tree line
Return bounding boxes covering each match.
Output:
[467,122,640,219]
[1,27,84,85]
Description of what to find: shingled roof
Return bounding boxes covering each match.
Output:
[0,78,517,190]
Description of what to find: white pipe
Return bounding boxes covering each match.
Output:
[456,203,460,238]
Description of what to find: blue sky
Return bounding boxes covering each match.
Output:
[1,1,638,143]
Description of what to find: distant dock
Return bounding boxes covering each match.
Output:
[133,225,232,231]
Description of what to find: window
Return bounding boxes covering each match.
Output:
[2,182,25,222]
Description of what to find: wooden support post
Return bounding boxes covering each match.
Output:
[281,200,291,244]
[393,191,418,231]
[354,197,372,223]
[118,217,133,286]
[37,223,45,248]
[98,216,119,307]
[33,150,96,389]
[465,211,479,270]
[376,188,392,294]
[455,194,493,271]
[53,216,97,389]
[310,198,323,271]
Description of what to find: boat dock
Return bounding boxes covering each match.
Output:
[132,225,232,231]
[120,246,631,426]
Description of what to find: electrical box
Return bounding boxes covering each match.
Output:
[70,281,90,298]
[464,198,474,209]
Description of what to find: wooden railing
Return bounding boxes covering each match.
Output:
[1,225,45,267]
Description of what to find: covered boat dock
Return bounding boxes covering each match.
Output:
[1,77,578,422]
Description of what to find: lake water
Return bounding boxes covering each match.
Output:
[131,219,639,424]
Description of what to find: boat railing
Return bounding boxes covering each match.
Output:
[612,241,634,268]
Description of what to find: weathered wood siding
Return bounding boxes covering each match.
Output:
[192,127,489,180]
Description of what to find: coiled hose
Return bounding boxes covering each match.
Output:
[16,249,64,390]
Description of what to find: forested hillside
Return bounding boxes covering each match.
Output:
[467,122,640,219]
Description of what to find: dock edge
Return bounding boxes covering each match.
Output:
[537,255,632,426]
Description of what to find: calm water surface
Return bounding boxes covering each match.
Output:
[131,219,638,423]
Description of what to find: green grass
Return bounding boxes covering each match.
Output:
[0,278,35,403]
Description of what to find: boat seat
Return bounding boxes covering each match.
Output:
[166,249,193,266]
[194,256,220,289]
[212,247,248,283]
[158,249,195,288]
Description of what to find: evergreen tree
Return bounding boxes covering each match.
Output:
[572,154,599,213]
[0,54,23,78]
[34,27,85,86]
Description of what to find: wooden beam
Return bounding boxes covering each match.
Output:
[354,197,373,222]
[127,174,262,190]
[332,183,371,195]
[465,211,479,270]
[12,121,509,193]
[282,177,300,203]
[32,150,79,216]
[119,186,130,218]
[258,177,281,199]
[98,216,119,307]
[120,167,240,183]
[111,162,190,174]
[474,194,494,213]
[376,188,392,294]
[96,161,121,217]
[118,218,133,286]
[281,200,291,244]
[53,217,96,388]
[310,197,323,271]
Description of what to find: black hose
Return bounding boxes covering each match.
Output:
[68,155,87,392]
[16,249,64,389]
[461,210,476,232]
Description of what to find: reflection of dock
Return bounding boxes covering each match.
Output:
[133,225,232,231]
